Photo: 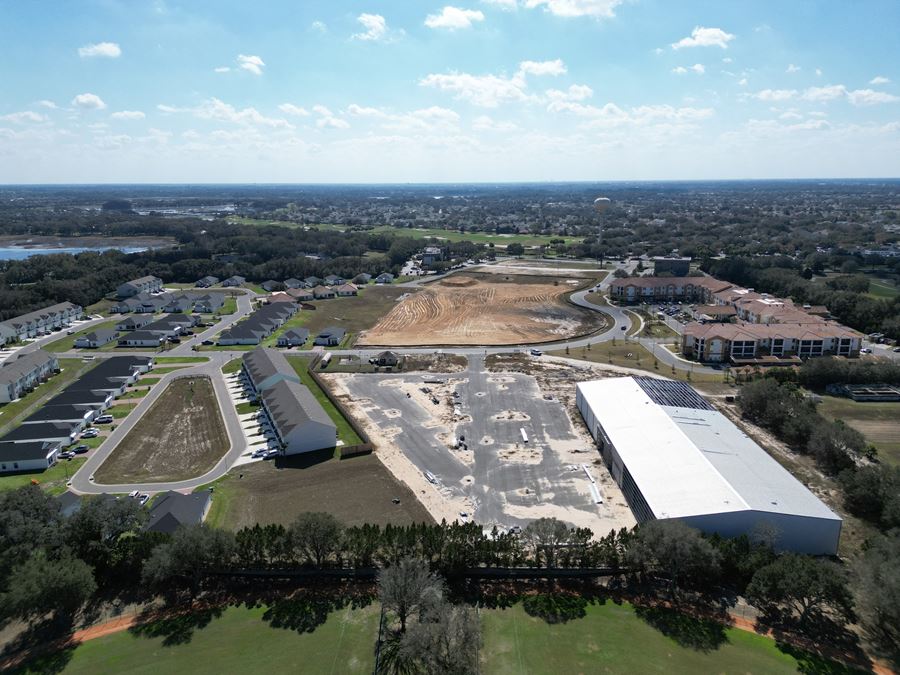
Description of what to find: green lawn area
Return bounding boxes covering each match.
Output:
[118,389,149,400]
[139,377,161,386]
[104,404,135,419]
[43,319,121,352]
[217,297,237,314]
[235,401,259,415]
[0,457,85,495]
[151,366,192,374]
[14,602,379,675]
[818,395,900,466]
[228,217,584,248]
[261,312,311,348]
[222,357,242,374]
[286,356,363,446]
[480,601,853,675]
[0,359,93,435]
[867,278,899,299]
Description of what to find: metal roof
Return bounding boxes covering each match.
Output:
[577,377,840,522]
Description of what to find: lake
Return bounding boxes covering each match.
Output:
[0,246,147,260]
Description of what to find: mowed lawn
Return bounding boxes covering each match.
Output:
[14,603,379,675]
[286,356,363,446]
[818,395,900,466]
[203,451,433,530]
[480,601,853,675]
[0,358,92,435]
[94,377,228,484]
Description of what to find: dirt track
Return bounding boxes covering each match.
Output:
[359,273,601,346]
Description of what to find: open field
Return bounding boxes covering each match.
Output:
[202,451,433,529]
[0,358,93,435]
[94,377,228,484]
[285,356,363,446]
[359,273,602,347]
[818,395,900,466]
[867,278,899,299]
[12,602,379,675]
[481,600,853,674]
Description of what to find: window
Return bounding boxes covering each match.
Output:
[730,340,756,358]
[798,339,824,357]
[771,338,784,356]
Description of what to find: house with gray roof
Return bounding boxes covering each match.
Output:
[74,328,119,349]
[196,276,219,288]
[277,328,309,347]
[261,379,336,454]
[284,278,303,289]
[314,327,346,346]
[0,350,59,403]
[117,275,163,299]
[116,314,155,331]
[146,490,212,534]
[222,275,246,287]
[0,441,62,474]
[375,272,394,284]
[0,302,83,341]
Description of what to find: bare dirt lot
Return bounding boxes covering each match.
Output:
[206,451,434,530]
[358,272,603,347]
[94,377,229,484]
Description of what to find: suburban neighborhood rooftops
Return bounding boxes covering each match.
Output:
[1,421,79,442]
[242,347,298,389]
[0,441,58,462]
[23,404,93,423]
[0,350,56,385]
[261,379,334,436]
[0,302,81,330]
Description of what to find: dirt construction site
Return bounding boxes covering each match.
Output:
[322,355,636,535]
[357,271,603,347]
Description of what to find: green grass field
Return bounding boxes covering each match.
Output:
[0,457,85,495]
[222,357,242,374]
[228,217,583,248]
[155,356,209,364]
[13,603,379,675]
[867,278,899,299]
[286,356,363,446]
[480,601,853,674]
[818,395,900,466]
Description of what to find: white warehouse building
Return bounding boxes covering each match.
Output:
[576,376,841,555]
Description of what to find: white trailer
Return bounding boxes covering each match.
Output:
[520,428,529,444]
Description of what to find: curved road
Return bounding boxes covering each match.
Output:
[67,261,715,494]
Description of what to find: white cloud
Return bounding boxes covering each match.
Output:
[869,76,890,85]
[425,6,485,30]
[779,110,803,120]
[738,78,748,86]
[481,0,517,9]
[802,84,847,102]
[722,57,733,64]
[158,98,293,128]
[473,115,518,132]
[420,59,566,107]
[72,93,107,110]
[522,0,624,19]
[753,89,797,101]
[545,84,593,101]
[78,42,121,58]
[110,110,145,120]
[352,13,403,42]
[672,26,735,50]
[311,20,327,33]
[0,111,47,124]
[345,104,460,133]
[214,66,231,73]
[815,68,823,77]
[786,63,801,73]
[313,105,349,129]
[847,89,899,106]
[37,100,58,109]
[278,103,311,117]
[237,54,265,76]
[672,63,704,75]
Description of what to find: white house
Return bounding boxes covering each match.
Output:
[74,328,119,349]
[0,350,60,403]
[0,441,62,474]
[117,275,163,299]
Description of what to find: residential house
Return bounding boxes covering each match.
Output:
[192,294,225,314]
[283,278,303,289]
[0,302,83,341]
[312,286,335,300]
[146,491,212,534]
[115,315,154,331]
[261,280,282,292]
[314,327,346,347]
[373,351,400,367]
[303,276,322,288]
[324,274,345,286]
[222,275,246,287]
[375,272,394,284]
[0,350,60,403]
[117,275,163,299]
[287,288,314,302]
[277,328,309,347]
[74,328,118,349]
[195,276,219,288]
[335,283,358,297]
[117,331,164,348]
[353,273,372,285]
[421,246,443,265]
[0,422,80,446]
[217,302,297,346]
[0,441,62,474]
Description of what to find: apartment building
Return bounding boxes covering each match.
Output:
[0,350,60,403]
[0,302,83,342]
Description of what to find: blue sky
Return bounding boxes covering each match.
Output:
[0,0,898,182]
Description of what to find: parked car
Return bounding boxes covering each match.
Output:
[58,451,75,459]
[138,494,150,505]
[94,414,114,424]
[72,445,89,454]
[530,349,542,356]
[81,429,99,438]
[129,490,139,498]
[202,340,214,346]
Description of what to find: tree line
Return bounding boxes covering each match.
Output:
[3,485,897,664]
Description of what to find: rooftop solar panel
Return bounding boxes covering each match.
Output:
[633,377,714,411]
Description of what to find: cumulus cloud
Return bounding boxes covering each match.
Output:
[237,54,265,76]
[37,100,58,109]
[157,98,292,128]
[847,89,899,106]
[214,66,231,73]
[523,0,623,19]
[672,26,735,50]
[352,13,403,42]
[78,42,121,58]
[547,101,714,133]
[313,105,350,129]
[110,110,145,120]
[278,103,311,117]
[420,59,566,107]
[545,84,593,101]
[786,63,801,73]
[481,0,518,9]
[72,93,107,110]
[801,84,847,102]
[672,63,705,75]
[752,89,797,101]
[346,104,460,133]
[869,75,890,85]
[472,115,518,132]
[311,20,327,33]
[0,111,47,124]
[425,6,485,29]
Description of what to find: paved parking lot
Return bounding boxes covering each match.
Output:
[334,356,635,533]
[224,371,278,465]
